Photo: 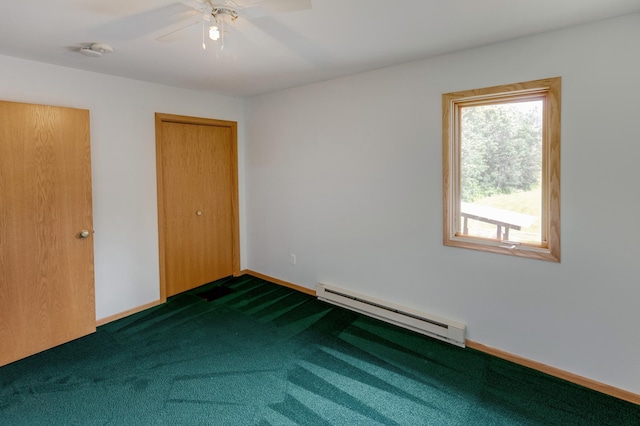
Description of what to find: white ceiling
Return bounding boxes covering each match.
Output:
[1,0,639,98]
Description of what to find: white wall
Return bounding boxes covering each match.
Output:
[0,55,246,320]
[244,13,640,394]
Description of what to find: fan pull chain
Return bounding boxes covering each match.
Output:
[202,20,206,50]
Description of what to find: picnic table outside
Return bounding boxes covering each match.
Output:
[460,202,538,241]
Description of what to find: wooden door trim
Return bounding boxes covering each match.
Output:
[155,113,240,301]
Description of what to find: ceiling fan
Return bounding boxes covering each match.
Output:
[157,0,313,51]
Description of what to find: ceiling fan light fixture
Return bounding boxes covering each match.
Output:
[209,25,220,41]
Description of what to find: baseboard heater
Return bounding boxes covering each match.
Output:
[317,283,466,348]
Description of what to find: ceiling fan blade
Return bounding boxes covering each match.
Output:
[156,21,201,42]
[179,0,209,11]
[92,3,200,40]
[260,0,312,13]
[235,0,312,19]
[247,15,331,67]
[83,0,175,16]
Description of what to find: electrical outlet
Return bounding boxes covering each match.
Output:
[290,254,296,265]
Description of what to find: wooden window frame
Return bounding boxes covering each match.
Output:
[442,77,561,262]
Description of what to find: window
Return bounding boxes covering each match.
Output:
[442,77,561,262]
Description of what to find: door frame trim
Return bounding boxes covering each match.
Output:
[155,113,240,301]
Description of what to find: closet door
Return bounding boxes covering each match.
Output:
[155,114,239,298]
[0,100,95,367]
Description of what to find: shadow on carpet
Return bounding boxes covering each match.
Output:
[1,276,638,425]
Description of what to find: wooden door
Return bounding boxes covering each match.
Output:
[156,114,239,298]
[0,101,95,367]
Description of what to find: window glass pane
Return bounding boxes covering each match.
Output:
[459,100,543,244]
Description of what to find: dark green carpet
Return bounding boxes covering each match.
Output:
[1,276,638,425]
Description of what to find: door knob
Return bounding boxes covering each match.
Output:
[79,230,90,239]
